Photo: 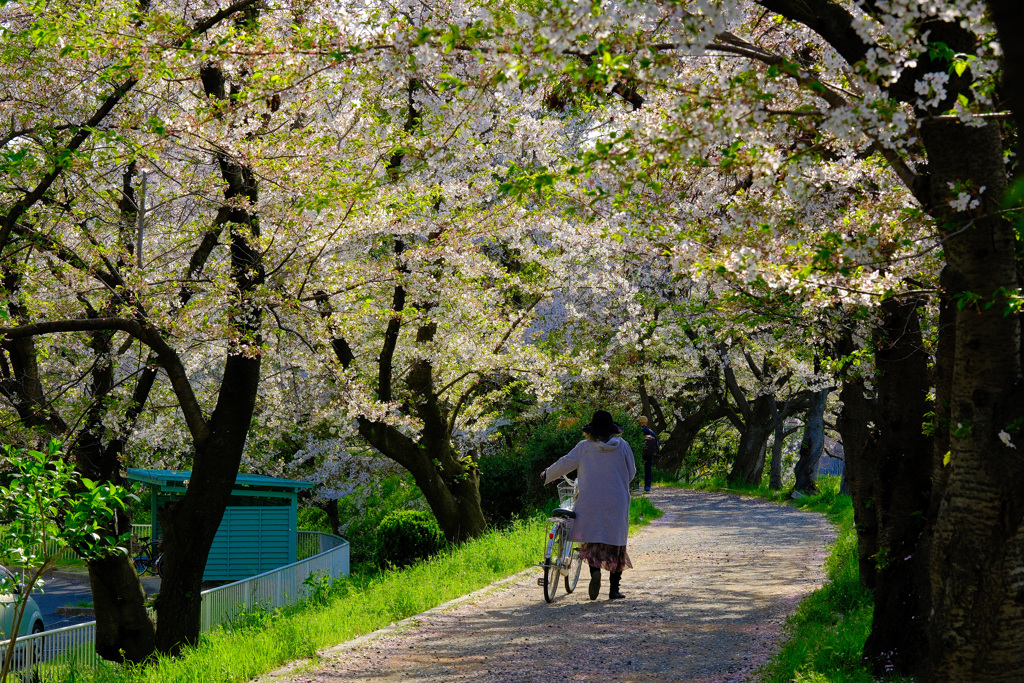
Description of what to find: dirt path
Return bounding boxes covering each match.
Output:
[262,487,834,683]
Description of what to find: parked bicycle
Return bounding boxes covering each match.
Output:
[538,476,583,603]
[131,536,163,577]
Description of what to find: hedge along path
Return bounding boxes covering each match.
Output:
[258,487,833,682]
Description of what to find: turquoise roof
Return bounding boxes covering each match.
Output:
[126,468,315,492]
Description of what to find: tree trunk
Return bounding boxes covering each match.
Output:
[987,1,1024,134]
[89,553,155,663]
[793,389,829,494]
[155,61,264,652]
[358,418,487,544]
[413,463,486,544]
[769,400,786,490]
[323,498,341,537]
[655,396,728,473]
[862,296,933,677]
[836,373,878,589]
[921,119,1024,681]
[155,352,261,654]
[0,268,68,437]
[727,393,775,485]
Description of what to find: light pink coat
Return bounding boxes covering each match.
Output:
[543,436,636,546]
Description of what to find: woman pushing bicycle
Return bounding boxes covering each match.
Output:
[540,409,636,600]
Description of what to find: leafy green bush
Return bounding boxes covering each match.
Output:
[375,510,445,568]
[479,419,581,522]
[333,473,425,570]
[478,452,532,525]
[297,506,331,533]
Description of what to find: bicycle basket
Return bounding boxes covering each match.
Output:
[556,482,576,509]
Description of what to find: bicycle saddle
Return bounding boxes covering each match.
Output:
[551,508,576,518]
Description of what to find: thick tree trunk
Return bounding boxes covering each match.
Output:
[75,385,156,663]
[655,396,728,473]
[727,393,775,485]
[987,1,1024,134]
[836,374,878,589]
[155,353,261,654]
[862,297,934,677]
[412,462,486,544]
[921,119,1024,681]
[89,553,155,662]
[793,388,829,494]
[358,418,487,544]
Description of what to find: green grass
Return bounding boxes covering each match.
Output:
[60,497,659,683]
[629,494,662,526]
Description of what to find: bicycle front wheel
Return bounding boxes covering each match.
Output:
[543,523,565,603]
[564,543,582,593]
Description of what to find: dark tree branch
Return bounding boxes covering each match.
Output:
[1,318,210,445]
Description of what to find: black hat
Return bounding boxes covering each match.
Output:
[583,410,622,439]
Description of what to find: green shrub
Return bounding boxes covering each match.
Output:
[297,506,331,533]
[375,510,445,568]
[478,452,531,525]
[478,419,582,521]
[334,473,425,570]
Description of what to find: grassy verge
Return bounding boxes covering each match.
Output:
[69,497,658,683]
[629,494,662,526]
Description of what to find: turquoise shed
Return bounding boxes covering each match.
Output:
[126,468,315,581]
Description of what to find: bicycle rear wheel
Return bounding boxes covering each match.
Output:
[543,523,565,603]
[564,543,582,593]
[133,554,151,575]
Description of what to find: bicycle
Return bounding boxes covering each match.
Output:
[537,476,583,603]
[131,537,164,577]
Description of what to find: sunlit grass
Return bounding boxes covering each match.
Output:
[629,494,662,526]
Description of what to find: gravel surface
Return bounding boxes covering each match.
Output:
[260,487,833,683]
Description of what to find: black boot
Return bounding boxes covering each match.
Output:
[609,571,625,599]
[588,566,601,600]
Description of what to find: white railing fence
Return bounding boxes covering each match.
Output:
[297,530,346,560]
[2,533,348,682]
[201,537,350,630]
[1,620,100,681]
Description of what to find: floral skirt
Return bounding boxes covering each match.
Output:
[578,542,632,573]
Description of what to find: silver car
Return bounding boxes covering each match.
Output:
[0,565,45,640]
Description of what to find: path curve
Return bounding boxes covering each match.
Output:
[265,487,833,683]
